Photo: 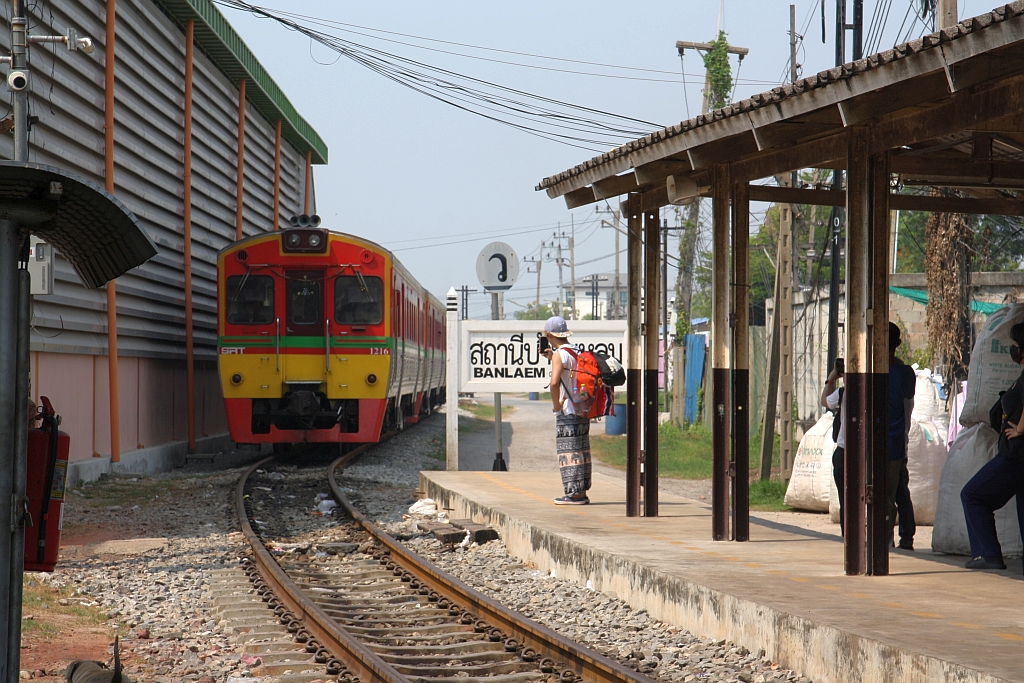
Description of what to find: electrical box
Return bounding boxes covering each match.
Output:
[28,237,53,295]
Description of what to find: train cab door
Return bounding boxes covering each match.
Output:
[284,270,325,383]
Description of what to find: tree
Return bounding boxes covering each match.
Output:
[515,302,554,321]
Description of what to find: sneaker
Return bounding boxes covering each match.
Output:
[897,542,914,551]
[554,495,590,505]
[965,556,1006,570]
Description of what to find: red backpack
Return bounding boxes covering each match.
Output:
[561,347,614,419]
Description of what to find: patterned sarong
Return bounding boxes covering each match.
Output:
[556,412,591,497]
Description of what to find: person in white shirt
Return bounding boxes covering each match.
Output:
[541,316,591,505]
[822,360,845,533]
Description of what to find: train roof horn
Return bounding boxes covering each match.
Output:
[288,214,321,228]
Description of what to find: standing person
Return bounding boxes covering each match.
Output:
[822,359,845,533]
[541,316,592,505]
[961,322,1024,570]
[888,322,917,550]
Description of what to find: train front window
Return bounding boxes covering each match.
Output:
[288,278,321,325]
[226,275,274,324]
[335,275,383,324]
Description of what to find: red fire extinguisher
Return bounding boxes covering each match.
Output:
[25,396,69,572]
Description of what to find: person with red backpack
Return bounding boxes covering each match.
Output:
[542,316,592,505]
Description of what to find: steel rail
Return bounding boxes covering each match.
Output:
[236,449,409,683]
[328,457,657,683]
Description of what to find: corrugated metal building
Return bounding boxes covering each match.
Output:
[0,0,327,477]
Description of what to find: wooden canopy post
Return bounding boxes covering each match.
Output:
[844,128,870,575]
[868,151,891,575]
[732,181,750,541]
[711,164,731,541]
[625,194,643,517]
[183,19,196,451]
[643,207,660,517]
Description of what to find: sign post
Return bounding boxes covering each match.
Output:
[445,288,459,471]
[476,243,519,472]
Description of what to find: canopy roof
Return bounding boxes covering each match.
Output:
[538,2,1024,212]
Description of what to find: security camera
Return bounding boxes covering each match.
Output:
[7,71,27,92]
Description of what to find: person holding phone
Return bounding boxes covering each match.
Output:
[540,316,591,505]
[822,356,846,534]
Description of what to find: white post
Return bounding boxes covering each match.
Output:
[446,287,459,470]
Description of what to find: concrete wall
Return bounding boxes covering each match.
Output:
[32,351,227,463]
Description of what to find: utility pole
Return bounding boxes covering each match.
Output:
[598,208,622,319]
[456,285,477,321]
[584,274,608,319]
[938,0,958,29]
[524,253,543,318]
[554,231,565,317]
[2,7,94,680]
[569,220,577,321]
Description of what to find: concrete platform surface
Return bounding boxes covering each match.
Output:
[421,470,1024,683]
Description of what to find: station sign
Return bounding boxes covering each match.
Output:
[475,242,519,292]
[458,320,626,393]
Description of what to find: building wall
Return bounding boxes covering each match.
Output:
[0,1,314,460]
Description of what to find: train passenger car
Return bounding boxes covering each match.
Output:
[216,216,445,447]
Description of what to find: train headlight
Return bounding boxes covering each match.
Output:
[286,233,302,248]
[308,233,322,248]
[366,374,377,385]
[231,373,243,385]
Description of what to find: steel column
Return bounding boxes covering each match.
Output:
[273,119,282,230]
[844,128,870,575]
[0,219,18,681]
[643,209,660,517]
[183,19,196,451]
[711,165,731,541]
[235,78,246,241]
[868,151,891,575]
[104,0,120,463]
[625,195,642,517]
[7,268,28,683]
[732,182,750,541]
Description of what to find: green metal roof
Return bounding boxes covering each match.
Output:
[155,0,328,164]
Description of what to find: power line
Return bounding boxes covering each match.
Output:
[216,0,662,151]
[264,8,783,85]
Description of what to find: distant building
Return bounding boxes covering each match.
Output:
[564,273,627,320]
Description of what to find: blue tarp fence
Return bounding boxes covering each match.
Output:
[683,334,706,424]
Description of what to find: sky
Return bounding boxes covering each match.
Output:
[222,0,996,319]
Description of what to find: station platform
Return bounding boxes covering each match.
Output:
[420,470,1024,683]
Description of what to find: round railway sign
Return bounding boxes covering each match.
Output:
[475,241,519,292]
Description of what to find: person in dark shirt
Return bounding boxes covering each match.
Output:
[960,322,1024,570]
[888,323,917,550]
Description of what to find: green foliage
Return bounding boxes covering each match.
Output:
[702,32,733,111]
[895,210,1024,273]
[749,479,792,511]
[515,302,554,321]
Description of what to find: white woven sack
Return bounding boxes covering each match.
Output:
[826,417,946,526]
[960,305,1024,427]
[784,412,835,512]
[907,418,947,525]
[931,423,1022,558]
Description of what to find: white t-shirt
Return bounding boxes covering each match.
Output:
[555,344,579,415]
[826,387,845,449]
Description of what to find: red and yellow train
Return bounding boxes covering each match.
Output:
[216,216,445,447]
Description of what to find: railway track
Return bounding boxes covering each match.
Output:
[235,446,659,683]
